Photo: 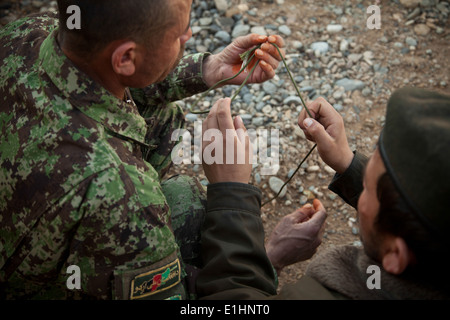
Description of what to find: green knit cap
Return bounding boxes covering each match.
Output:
[379,87,450,241]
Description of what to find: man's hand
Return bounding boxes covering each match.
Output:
[202,34,285,88]
[266,199,327,275]
[202,98,252,184]
[298,97,354,174]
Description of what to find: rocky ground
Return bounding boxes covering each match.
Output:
[2,0,448,291]
[177,0,449,290]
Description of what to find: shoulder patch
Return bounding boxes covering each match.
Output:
[130,259,181,300]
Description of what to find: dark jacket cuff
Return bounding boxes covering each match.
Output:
[328,151,369,209]
[206,182,262,215]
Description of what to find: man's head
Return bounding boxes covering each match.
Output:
[57,0,193,92]
[357,87,450,277]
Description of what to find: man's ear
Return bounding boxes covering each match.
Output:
[382,237,415,275]
[111,41,137,77]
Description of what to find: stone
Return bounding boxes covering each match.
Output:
[399,0,421,8]
[251,26,267,36]
[405,36,418,47]
[252,117,265,127]
[335,78,366,91]
[278,25,292,36]
[240,114,253,126]
[340,39,349,52]
[310,42,329,54]
[232,24,250,38]
[326,24,343,33]
[269,177,288,198]
[414,24,430,36]
[263,82,277,95]
[307,165,320,172]
[214,30,231,43]
[185,113,198,122]
[293,40,304,50]
[283,96,303,105]
[406,7,421,20]
[199,17,213,26]
[214,0,229,11]
[262,105,273,115]
[299,195,308,205]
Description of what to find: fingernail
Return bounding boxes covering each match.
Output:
[258,35,266,41]
[304,118,314,128]
[268,36,276,42]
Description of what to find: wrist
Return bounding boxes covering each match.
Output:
[266,245,283,275]
[202,54,220,88]
[335,148,355,174]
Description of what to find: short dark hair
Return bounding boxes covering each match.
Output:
[375,172,449,286]
[57,0,173,57]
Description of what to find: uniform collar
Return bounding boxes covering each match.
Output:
[38,29,148,147]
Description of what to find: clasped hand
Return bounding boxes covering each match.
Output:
[202,34,285,88]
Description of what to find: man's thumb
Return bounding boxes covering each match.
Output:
[303,118,330,146]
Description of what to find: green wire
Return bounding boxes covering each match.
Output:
[188,41,318,206]
[189,45,261,114]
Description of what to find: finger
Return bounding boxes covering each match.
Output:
[216,98,235,132]
[306,209,328,232]
[234,116,253,164]
[202,116,208,140]
[255,48,280,70]
[202,115,209,153]
[305,97,341,128]
[300,203,316,218]
[234,116,247,143]
[268,35,285,49]
[298,106,317,130]
[302,118,335,147]
[259,60,275,80]
[234,33,268,50]
[290,206,313,223]
[207,100,220,130]
[313,198,325,212]
[260,42,285,62]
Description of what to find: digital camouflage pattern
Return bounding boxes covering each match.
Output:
[0,11,208,299]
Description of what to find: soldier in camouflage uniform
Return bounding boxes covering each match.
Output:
[0,0,285,299]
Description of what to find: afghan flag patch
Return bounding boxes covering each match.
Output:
[130,259,181,299]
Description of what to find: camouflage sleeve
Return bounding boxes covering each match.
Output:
[62,166,182,299]
[131,53,211,108]
[2,163,183,299]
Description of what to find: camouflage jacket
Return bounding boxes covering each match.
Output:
[0,12,209,299]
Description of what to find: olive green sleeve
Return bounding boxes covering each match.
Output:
[196,182,278,300]
[328,151,369,209]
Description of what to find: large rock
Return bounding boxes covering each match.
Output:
[335,78,366,91]
[310,42,329,54]
[414,24,431,36]
[232,24,250,38]
[214,0,229,11]
[269,177,287,198]
[399,0,421,8]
